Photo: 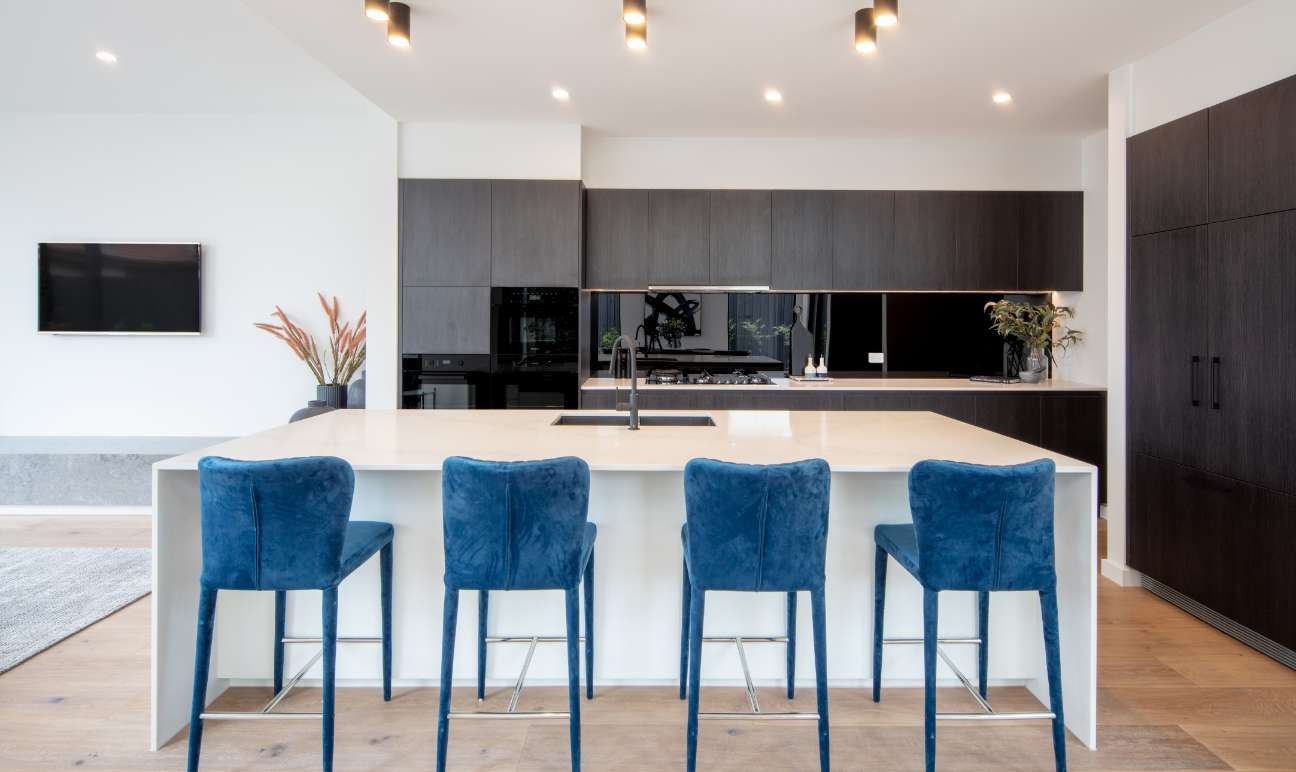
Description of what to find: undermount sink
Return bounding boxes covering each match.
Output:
[551,414,716,427]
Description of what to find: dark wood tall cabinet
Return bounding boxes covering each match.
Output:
[1127,72,1296,661]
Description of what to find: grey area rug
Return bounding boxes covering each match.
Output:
[0,547,151,673]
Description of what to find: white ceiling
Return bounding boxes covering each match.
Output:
[0,0,370,115]
[247,0,1252,136]
[0,0,1253,136]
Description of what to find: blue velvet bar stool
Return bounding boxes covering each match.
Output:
[680,458,831,772]
[872,458,1066,772]
[186,456,394,772]
[436,456,596,772]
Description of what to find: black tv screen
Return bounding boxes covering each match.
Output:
[38,243,202,333]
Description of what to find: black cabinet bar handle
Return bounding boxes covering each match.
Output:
[1190,355,1201,407]
[1211,356,1221,410]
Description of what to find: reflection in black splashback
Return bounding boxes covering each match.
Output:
[590,291,1044,378]
[823,294,884,373]
[885,293,1044,377]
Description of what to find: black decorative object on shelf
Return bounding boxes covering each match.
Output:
[290,400,335,423]
[317,383,348,409]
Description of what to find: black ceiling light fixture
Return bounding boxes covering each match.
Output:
[873,0,898,27]
[623,0,647,27]
[626,20,647,50]
[387,2,411,48]
[364,0,390,23]
[854,8,877,55]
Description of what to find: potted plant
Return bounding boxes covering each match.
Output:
[660,317,687,348]
[256,293,367,414]
[984,300,1082,383]
[599,327,621,354]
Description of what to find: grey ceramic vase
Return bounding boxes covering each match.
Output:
[348,371,366,409]
[290,400,336,423]
[316,383,348,409]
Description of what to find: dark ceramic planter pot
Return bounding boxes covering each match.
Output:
[290,400,336,423]
[317,383,348,409]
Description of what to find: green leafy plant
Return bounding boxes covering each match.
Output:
[600,327,621,351]
[984,300,1083,366]
[660,317,687,348]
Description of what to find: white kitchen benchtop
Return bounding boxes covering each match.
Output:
[156,408,1094,474]
[581,377,1106,392]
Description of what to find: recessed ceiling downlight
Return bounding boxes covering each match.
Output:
[95,50,118,64]
[552,87,571,102]
[623,0,647,26]
[854,8,877,55]
[873,0,899,27]
[387,2,411,47]
[764,89,783,104]
[993,91,1013,105]
[364,0,390,22]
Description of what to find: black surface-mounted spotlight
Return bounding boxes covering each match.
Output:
[387,2,411,47]
[855,8,877,54]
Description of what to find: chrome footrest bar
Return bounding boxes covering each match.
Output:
[199,711,322,720]
[449,711,570,720]
[457,632,580,719]
[734,636,760,713]
[938,711,1055,721]
[702,636,787,643]
[882,637,982,646]
[935,646,993,713]
[280,636,382,644]
[699,712,820,721]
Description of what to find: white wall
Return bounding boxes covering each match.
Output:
[1101,0,1296,584]
[1129,0,1296,134]
[583,135,1082,190]
[1054,130,1108,387]
[0,112,397,437]
[399,122,581,179]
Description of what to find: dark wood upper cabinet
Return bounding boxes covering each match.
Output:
[400,286,491,354]
[648,190,710,286]
[956,192,1020,290]
[709,190,772,286]
[1019,191,1083,291]
[490,180,582,287]
[1210,74,1296,222]
[831,191,894,290]
[399,179,492,286]
[585,189,649,290]
[1206,211,1296,496]
[1127,227,1209,469]
[1127,109,1209,236]
[772,191,834,290]
[892,191,957,289]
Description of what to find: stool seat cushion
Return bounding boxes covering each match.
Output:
[874,523,920,577]
[340,521,395,579]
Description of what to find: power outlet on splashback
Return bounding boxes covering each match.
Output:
[869,352,885,364]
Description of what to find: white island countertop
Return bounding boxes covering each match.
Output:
[156,408,1095,474]
[582,376,1106,392]
[152,407,1098,753]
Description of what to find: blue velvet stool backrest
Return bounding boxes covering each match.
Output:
[197,456,355,591]
[441,456,591,591]
[683,457,831,592]
[908,458,1057,592]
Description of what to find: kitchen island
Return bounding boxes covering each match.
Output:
[151,409,1097,750]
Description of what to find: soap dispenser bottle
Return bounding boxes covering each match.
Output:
[804,355,816,378]
[816,356,828,377]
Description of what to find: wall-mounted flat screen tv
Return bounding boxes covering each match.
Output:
[38,243,202,334]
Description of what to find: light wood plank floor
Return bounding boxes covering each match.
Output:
[2,515,1294,771]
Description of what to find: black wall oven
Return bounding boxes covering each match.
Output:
[401,354,491,410]
[402,288,579,410]
[490,287,579,409]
